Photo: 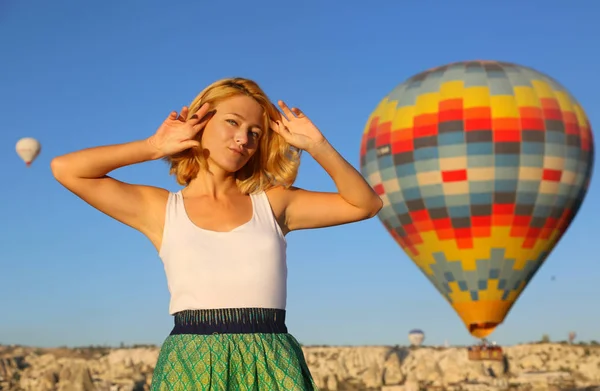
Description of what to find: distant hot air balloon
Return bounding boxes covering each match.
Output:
[16,137,41,167]
[360,60,594,339]
[408,329,425,346]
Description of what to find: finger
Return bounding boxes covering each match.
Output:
[277,100,296,122]
[198,109,216,126]
[191,110,215,133]
[177,106,189,122]
[275,120,292,136]
[188,103,216,127]
[168,111,178,120]
[189,103,211,123]
[182,140,201,150]
[291,107,305,118]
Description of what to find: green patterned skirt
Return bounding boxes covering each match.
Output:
[150,308,318,390]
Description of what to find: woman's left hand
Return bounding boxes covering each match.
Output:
[271,100,327,153]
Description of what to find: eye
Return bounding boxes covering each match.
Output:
[249,130,260,139]
[226,119,238,126]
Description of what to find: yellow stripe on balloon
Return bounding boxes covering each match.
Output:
[439,80,465,99]
[410,226,562,278]
[463,86,490,108]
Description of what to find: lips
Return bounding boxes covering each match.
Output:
[229,148,243,155]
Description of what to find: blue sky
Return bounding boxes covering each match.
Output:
[1,1,598,348]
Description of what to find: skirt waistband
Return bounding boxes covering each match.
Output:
[170,307,288,335]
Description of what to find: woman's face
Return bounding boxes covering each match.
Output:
[200,94,265,174]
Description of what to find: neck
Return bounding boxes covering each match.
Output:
[185,167,240,198]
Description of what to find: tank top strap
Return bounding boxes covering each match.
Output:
[159,191,185,257]
[165,190,185,224]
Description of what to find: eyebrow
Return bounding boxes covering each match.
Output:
[227,113,263,130]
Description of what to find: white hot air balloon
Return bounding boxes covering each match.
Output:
[16,137,41,167]
[408,329,425,347]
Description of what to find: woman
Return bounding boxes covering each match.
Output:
[51,77,382,390]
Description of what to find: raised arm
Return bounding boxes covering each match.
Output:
[268,101,382,233]
[51,139,168,244]
[51,104,212,247]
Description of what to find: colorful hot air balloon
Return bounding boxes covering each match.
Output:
[408,329,425,346]
[360,60,594,339]
[16,137,41,167]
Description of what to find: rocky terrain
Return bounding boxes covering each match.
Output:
[0,342,599,391]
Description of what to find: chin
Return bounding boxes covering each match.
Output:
[207,151,253,174]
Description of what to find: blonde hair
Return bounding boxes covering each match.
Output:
[165,77,301,194]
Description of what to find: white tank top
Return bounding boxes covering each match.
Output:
[158,190,288,314]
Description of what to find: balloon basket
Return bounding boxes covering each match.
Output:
[467,344,504,362]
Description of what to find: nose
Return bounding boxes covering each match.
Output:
[235,128,248,145]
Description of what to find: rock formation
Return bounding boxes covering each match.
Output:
[1,343,599,390]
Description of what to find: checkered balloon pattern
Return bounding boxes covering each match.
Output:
[360,60,594,338]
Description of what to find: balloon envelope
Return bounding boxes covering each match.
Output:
[408,329,425,346]
[16,137,41,166]
[360,60,594,338]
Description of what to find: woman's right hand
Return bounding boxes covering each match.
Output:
[147,103,213,157]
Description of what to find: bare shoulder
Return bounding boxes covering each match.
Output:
[264,185,290,219]
[135,183,170,201]
[134,184,171,248]
[264,185,299,234]
[135,183,171,212]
